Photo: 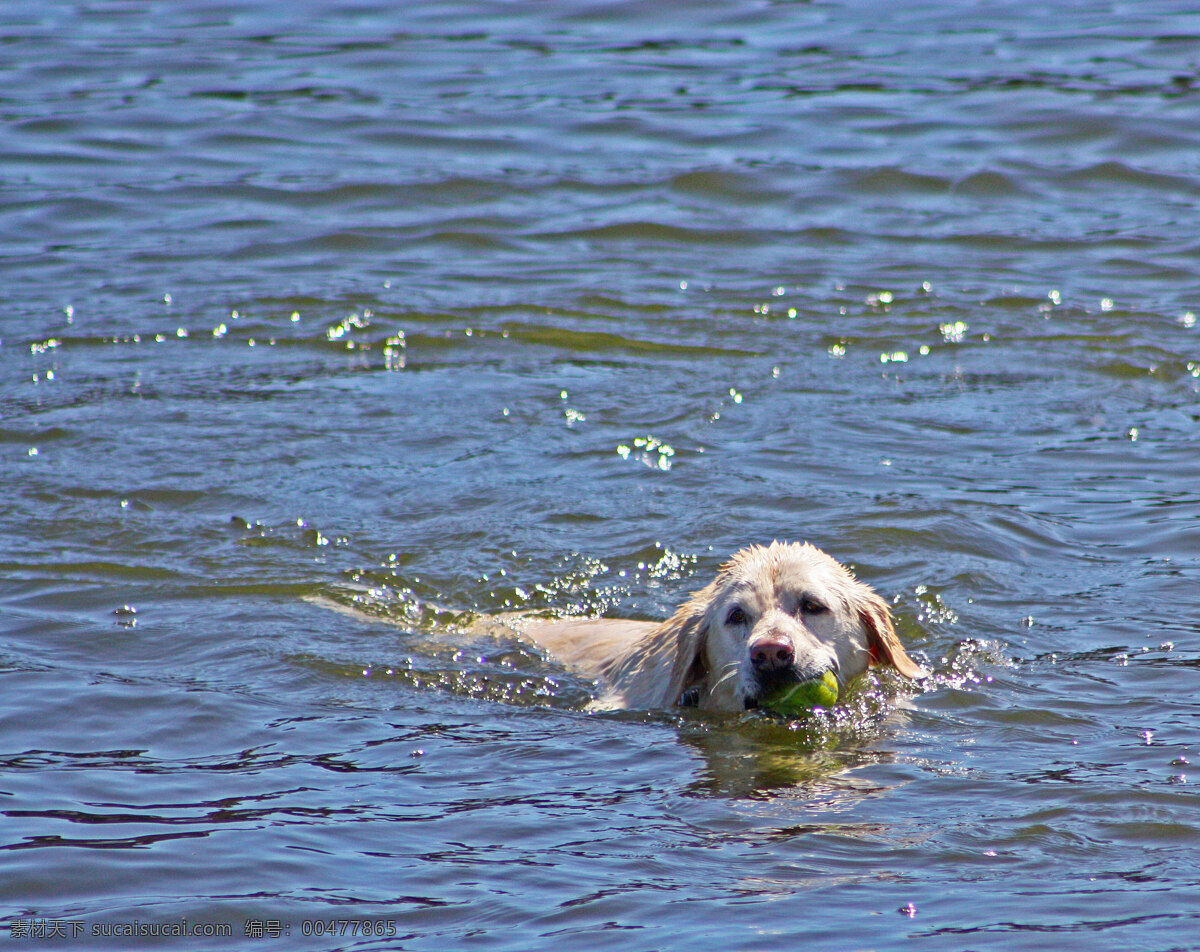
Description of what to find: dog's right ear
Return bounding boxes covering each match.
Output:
[596,587,711,710]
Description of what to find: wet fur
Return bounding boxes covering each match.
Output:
[481,542,926,711]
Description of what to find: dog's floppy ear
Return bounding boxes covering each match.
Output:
[596,587,711,710]
[857,588,927,680]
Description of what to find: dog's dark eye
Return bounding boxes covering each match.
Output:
[800,597,829,616]
[725,605,749,626]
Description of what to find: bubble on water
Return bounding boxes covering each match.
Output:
[114,605,138,629]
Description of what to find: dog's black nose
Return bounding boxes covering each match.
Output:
[749,636,794,672]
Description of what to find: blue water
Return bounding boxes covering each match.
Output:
[5,1,1200,949]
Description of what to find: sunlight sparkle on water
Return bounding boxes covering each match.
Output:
[940,321,967,342]
[616,437,675,470]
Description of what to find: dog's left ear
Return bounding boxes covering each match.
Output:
[857,589,928,680]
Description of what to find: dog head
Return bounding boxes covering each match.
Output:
[664,542,926,710]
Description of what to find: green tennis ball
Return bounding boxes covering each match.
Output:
[761,670,839,715]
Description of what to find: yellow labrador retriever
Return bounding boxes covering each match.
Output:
[479,541,926,711]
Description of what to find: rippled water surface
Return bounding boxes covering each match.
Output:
[6,1,1200,948]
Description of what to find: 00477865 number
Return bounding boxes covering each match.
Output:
[301,920,398,937]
